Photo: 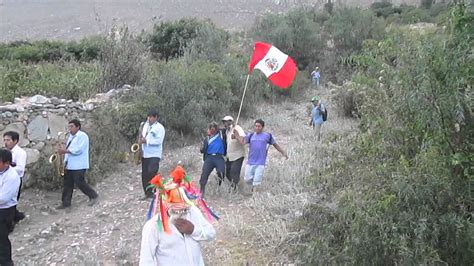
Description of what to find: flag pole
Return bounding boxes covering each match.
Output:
[236,74,250,125]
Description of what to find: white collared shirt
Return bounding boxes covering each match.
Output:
[11,144,27,178]
[141,121,165,159]
[139,205,216,266]
[0,166,20,209]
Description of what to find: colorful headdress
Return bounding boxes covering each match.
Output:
[146,165,219,234]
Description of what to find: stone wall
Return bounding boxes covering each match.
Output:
[0,87,131,186]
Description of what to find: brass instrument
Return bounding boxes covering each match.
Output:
[49,131,68,177]
[131,122,145,165]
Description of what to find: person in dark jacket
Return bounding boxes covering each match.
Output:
[199,122,226,198]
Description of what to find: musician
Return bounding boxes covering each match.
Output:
[56,119,99,209]
[3,131,27,223]
[0,148,21,266]
[139,109,165,200]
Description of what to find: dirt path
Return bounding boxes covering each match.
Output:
[10,85,356,264]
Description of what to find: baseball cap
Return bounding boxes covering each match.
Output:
[311,96,320,102]
[222,116,234,122]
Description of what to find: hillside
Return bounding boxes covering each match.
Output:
[1,0,419,42]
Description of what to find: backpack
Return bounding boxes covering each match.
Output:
[322,106,328,122]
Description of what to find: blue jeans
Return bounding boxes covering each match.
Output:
[312,77,320,87]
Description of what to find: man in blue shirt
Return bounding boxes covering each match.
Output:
[199,122,226,198]
[0,148,21,266]
[56,119,99,209]
[311,67,321,87]
[310,96,326,141]
[139,110,166,199]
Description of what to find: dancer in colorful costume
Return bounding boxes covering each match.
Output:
[139,164,218,266]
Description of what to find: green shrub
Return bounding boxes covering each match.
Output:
[0,60,101,102]
[399,7,432,24]
[66,36,104,61]
[370,1,403,18]
[296,4,473,264]
[420,0,434,9]
[0,38,103,62]
[115,59,233,140]
[147,18,220,61]
[250,8,323,69]
[182,22,229,64]
[99,27,148,90]
[325,8,385,56]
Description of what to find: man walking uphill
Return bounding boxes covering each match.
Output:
[222,116,246,192]
[309,96,326,141]
[234,119,288,193]
[199,122,226,198]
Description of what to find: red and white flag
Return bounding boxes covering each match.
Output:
[249,42,297,89]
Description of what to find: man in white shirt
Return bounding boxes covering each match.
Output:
[139,165,216,265]
[222,116,246,192]
[3,131,27,223]
[139,109,165,200]
[0,148,21,266]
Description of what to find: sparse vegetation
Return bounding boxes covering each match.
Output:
[4,2,472,264]
[295,3,473,264]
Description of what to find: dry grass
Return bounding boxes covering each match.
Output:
[194,86,358,264]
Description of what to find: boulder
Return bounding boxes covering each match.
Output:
[47,113,68,139]
[27,116,49,141]
[25,148,40,165]
[28,95,50,104]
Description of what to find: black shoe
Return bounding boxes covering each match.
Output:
[14,211,25,223]
[56,204,71,210]
[88,197,99,206]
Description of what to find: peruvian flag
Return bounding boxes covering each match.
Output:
[249,42,297,89]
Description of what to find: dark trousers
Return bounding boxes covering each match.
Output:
[0,206,15,266]
[14,178,23,222]
[226,157,244,187]
[61,169,98,207]
[200,154,226,188]
[17,178,22,200]
[141,157,160,197]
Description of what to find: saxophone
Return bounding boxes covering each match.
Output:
[49,131,68,177]
[131,122,145,165]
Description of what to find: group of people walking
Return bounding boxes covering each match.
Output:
[199,116,289,198]
[0,94,327,264]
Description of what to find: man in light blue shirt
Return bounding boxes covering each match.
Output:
[311,67,321,87]
[310,96,326,141]
[0,148,21,266]
[139,110,165,199]
[56,119,99,209]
